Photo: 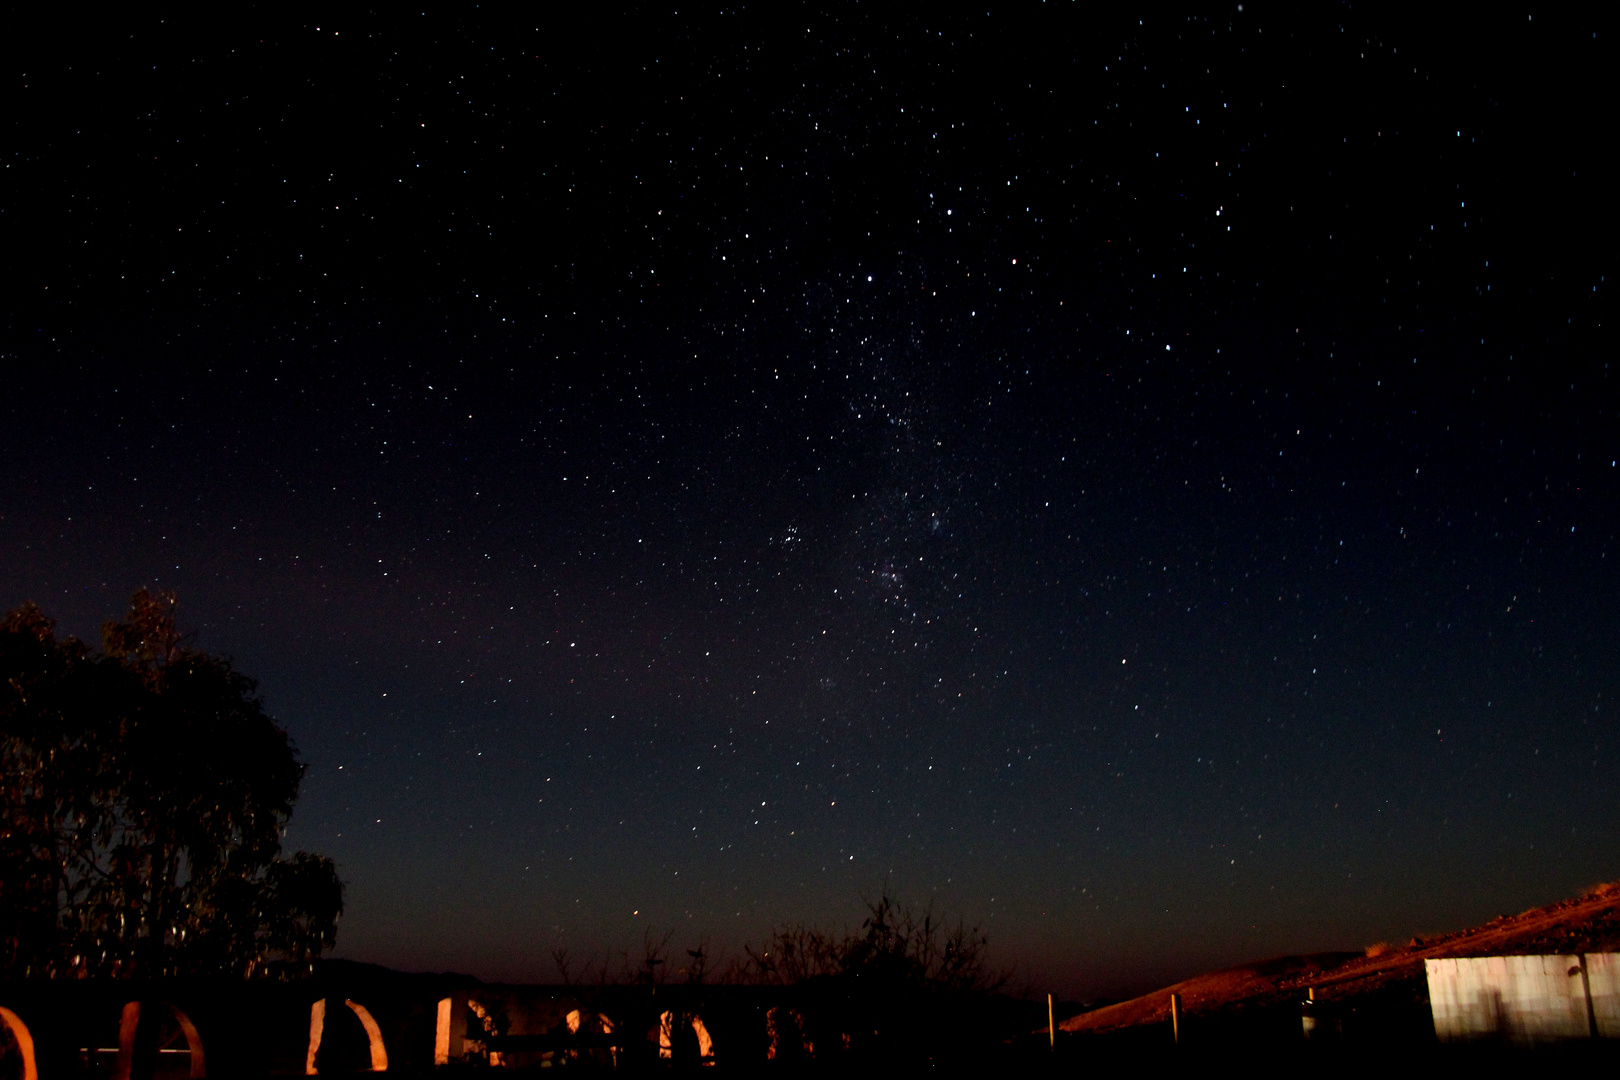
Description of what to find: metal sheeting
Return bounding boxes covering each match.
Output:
[1426,954,1620,1045]
[1591,953,1620,1037]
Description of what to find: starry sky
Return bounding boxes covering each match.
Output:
[2,7,1613,998]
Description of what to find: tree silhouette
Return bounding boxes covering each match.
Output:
[0,590,342,978]
[738,892,1009,1063]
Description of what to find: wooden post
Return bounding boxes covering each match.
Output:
[1170,993,1181,1045]
[1047,993,1055,1050]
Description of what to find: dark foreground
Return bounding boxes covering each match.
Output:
[4,966,1619,1078]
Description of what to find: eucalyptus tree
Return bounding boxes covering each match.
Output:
[0,590,341,978]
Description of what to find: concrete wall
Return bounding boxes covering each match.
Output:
[1426,953,1620,1045]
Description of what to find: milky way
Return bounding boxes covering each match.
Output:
[1,8,1612,997]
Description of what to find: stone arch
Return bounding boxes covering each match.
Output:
[344,1002,388,1072]
[562,1008,617,1067]
[433,995,506,1067]
[693,1014,714,1064]
[114,1001,204,1080]
[466,999,498,1067]
[305,999,324,1075]
[657,1011,673,1059]
[766,1007,811,1061]
[656,1010,714,1065]
[0,1007,39,1080]
[170,1009,206,1078]
[433,999,452,1066]
[306,999,388,1073]
[565,1008,614,1035]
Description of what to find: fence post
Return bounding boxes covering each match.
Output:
[1048,993,1055,1050]
[1170,993,1181,1045]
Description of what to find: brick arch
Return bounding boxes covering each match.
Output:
[0,1007,38,1080]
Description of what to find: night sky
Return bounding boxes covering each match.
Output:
[3,8,1613,998]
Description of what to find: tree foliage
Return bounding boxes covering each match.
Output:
[735,893,1010,1062]
[741,893,1004,995]
[0,590,342,978]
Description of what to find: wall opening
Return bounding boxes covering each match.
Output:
[113,1002,204,1080]
[305,998,388,1072]
[0,1007,39,1080]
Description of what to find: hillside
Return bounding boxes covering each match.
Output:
[1060,881,1620,1036]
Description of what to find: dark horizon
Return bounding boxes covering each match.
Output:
[2,7,1613,1000]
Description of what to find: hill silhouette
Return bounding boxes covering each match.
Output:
[1060,881,1620,1038]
